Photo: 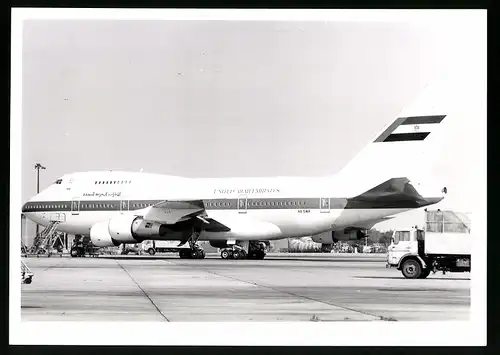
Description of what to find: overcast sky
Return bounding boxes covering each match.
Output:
[20,16,486,230]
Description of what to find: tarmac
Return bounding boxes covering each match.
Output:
[20,253,470,322]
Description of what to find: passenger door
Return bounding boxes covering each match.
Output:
[320,197,330,213]
[120,200,130,214]
[237,194,247,214]
[71,198,80,215]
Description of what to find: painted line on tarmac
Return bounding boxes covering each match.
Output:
[115,259,170,322]
[167,259,397,322]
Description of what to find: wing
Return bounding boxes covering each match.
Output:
[140,199,231,232]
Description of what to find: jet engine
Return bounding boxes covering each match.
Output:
[90,214,167,247]
[311,229,368,244]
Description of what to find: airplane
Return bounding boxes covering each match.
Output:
[22,80,456,260]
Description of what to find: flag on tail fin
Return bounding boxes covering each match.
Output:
[374,115,447,143]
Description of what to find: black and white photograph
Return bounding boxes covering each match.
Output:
[10,8,487,346]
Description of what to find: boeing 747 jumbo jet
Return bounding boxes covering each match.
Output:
[22,80,458,260]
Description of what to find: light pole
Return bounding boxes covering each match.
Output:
[34,163,46,237]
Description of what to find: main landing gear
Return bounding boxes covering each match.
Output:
[179,230,206,259]
[220,242,267,260]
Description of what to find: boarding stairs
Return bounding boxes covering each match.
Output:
[28,221,62,256]
[21,258,34,284]
[21,239,28,256]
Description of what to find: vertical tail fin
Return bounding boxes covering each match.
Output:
[336,77,467,196]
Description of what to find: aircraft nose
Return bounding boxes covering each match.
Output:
[22,195,39,213]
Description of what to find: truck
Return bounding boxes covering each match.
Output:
[141,240,201,258]
[386,209,471,279]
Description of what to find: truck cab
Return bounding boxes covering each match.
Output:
[387,210,471,279]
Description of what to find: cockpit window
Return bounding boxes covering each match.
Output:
[54,179,62,184]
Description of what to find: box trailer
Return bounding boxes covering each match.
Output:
[386,209,471,279]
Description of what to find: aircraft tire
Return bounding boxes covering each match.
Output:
[233,250,245,260]
[190,248,205,259]
[221,250,230,259]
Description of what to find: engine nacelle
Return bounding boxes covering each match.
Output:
[90,220,121,247]
[311,229,368,243]
[90,214,167,247]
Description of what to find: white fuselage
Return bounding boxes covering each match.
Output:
[22,171,440,242]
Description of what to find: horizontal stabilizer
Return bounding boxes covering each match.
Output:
[347,216,394,230]
[346,178,443,209]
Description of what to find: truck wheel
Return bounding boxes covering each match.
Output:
[419,268,431,279]
[221,250,230,259]
[401,259,422,279]
[148,248,155,256]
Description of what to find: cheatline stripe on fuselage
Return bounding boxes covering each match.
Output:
[22,196,432,214]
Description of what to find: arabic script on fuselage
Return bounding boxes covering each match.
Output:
[83,192,122,198]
